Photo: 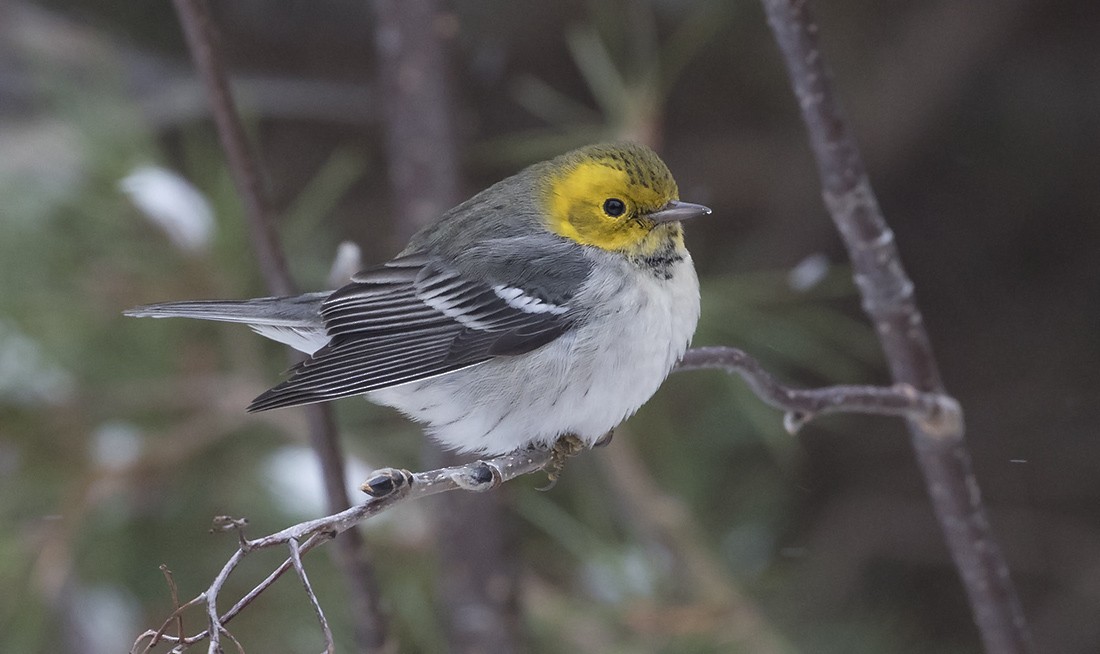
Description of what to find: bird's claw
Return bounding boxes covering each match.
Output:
[537,433,599,491]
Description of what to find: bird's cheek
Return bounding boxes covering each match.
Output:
[569,209,605,237]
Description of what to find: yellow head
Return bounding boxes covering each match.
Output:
[540,143,709,256]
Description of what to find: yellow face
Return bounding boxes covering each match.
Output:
[542,146,685,256]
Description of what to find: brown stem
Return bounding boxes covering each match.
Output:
[759,1,1032,652]
[171,0,292,297]
[170,0,389,649]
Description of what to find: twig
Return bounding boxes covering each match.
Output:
[215,532,330,633]
[759,1,1032,652]
[170,0,389,649]
[171,0,291,296]
[132,594,206,654]
[204,548,243,653]
[134,534,334,653]
[133,449,551,652]
[676,346,961,435]
[288,537,335,654]
[161,565,184,646]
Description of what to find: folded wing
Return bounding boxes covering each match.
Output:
[247,253,575,411]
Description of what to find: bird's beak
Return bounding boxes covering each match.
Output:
[647,200,712,223]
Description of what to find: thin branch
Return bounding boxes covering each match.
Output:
[160,565,184,646]
[759,1,1032,652]
[204,548,242,654]
[288,537,335,654]
[135,534,334,653]
[134,449,552,652]
[218,626,244,654]
[171,0,292,296]
[170,0,389,649]
[132,594,206,654]
[215,532,331,633]
[677,346,961,435]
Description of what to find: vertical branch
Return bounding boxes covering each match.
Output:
[371,0,460,241]
[171,0,391,650]
[759,1,1032,653]
[171,0,293,297]
[369,1,523,651]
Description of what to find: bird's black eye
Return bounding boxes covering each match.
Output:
[603,198,626,217]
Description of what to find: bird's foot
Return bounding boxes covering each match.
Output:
[537,431,610,491]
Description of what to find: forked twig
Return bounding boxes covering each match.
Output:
[132,449,549,652]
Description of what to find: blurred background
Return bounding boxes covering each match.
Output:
[1,0,1097,652]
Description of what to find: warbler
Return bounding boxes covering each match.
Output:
[127,142,709,456]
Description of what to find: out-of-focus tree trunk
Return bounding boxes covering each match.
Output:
[369,1,523,651]
[371,0,459,244]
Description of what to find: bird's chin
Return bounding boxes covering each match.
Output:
[645,220,685,244]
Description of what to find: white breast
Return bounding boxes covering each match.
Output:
[368,255,701,454]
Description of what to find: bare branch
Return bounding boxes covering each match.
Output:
[759,1,1032,651]
[677,346,962,434]
[288,537,335,654]
[131,592,206,654]
[171,0,292,296]
[161,565,184,646]
[169,0,389,648]
[137,449,552,652]
[204,548,243,653]
[217,532,330,631]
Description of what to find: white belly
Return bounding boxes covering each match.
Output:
[368,256,700,454]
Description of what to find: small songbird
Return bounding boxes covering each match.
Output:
[127,142,709,456]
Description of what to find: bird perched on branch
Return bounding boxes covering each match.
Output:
[128,142,708,461]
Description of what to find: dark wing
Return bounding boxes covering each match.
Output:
[246,253,576,411]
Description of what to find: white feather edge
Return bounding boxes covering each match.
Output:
[249,325,329,355]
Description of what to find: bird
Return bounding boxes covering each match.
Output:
[126,142,709,458]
